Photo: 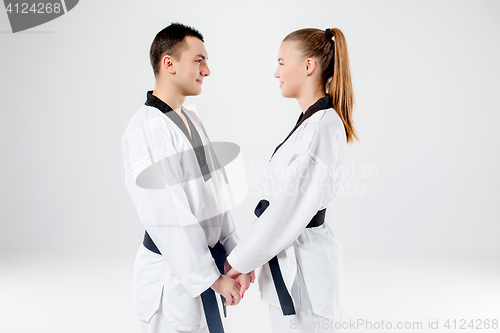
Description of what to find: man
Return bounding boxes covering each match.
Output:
[121,23,252,333]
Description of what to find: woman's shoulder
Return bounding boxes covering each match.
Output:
[315,108,345,132]
[291,108,346,166]
[299,108,345,144]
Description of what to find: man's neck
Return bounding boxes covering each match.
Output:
[152,81,186,111]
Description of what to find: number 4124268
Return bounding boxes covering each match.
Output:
[5,2,62,14]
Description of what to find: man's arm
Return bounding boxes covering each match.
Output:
[123,112,239,300]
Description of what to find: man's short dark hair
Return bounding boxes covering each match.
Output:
[150,23,204,76]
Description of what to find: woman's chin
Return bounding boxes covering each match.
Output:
[279,89,290,98]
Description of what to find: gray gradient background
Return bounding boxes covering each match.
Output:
[1,1,499,332]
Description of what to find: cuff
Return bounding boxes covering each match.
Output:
[226,251,253,274]
[221,234,239,255]
[184,263,221,298]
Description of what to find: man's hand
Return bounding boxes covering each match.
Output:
[226,268,255,298]
[224,260,232,275]
[210,275,242,306]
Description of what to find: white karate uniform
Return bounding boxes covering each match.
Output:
[227,99,346,332]
[141,293,209,333]
[122,93,239,332]
[269,265,339,333]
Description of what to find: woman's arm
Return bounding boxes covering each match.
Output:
[226,152,332,274]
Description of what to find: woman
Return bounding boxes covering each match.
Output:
[226,27,357,332]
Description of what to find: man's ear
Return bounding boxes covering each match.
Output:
[162,55,176,74]
[305,58,317,75]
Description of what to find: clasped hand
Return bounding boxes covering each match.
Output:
[210,261,255,306]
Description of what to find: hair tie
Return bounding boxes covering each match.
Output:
[325,28,334,42]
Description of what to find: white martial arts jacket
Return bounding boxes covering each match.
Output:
[227,95,346,321]
[121,91,239,331]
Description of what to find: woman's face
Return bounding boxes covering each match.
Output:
[274,41,306,99]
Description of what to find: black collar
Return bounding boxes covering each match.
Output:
[297,94,333,125]
[144,90,212,182]
[145,90,174,113]
[271,95,333,158]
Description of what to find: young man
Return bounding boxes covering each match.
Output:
[121,23,252,333]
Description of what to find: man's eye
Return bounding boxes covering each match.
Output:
[196,60,202,63]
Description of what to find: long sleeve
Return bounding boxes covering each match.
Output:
[127,172,221,298]
[219,210,239,254]
[226,153,330,273]
[122,111,221,298]
[226,115,345,274]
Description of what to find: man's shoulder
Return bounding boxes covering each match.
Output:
[121,104,164,142]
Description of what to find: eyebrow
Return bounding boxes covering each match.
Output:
[197,55,208,60]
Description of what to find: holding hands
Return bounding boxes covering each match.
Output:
[210,261,255,306]
[226,265,255,299]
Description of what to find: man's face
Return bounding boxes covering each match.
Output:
[172,36,210,96]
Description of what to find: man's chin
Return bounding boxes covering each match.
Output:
[185,89,202,97]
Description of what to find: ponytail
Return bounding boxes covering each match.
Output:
[284,28,358,143]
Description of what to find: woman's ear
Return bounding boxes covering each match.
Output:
[305,58,317,76]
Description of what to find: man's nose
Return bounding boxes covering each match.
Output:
[202,64,210,76]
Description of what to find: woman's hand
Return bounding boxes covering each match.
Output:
[226,268,255,298]
[249,270,256,284]
[210,275,242,306]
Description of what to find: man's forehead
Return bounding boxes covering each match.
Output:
[184,36,208,58]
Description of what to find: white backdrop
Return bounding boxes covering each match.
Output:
[1,1,499,332]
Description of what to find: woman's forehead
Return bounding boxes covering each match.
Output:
[278,41,301,59]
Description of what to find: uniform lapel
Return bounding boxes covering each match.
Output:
[271,95,333,158]
[145,91,211,181]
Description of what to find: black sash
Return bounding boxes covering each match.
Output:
[143,232,226,333]
[254,199,325,316]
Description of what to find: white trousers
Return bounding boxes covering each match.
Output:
[140,292,209,333]
[269,266,342,333]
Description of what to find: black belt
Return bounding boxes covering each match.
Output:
[254,199,325,316]
[143,232,226,333]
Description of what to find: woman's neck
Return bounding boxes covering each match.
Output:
[297,89,327,114]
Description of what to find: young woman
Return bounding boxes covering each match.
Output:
[226,28,357,332]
